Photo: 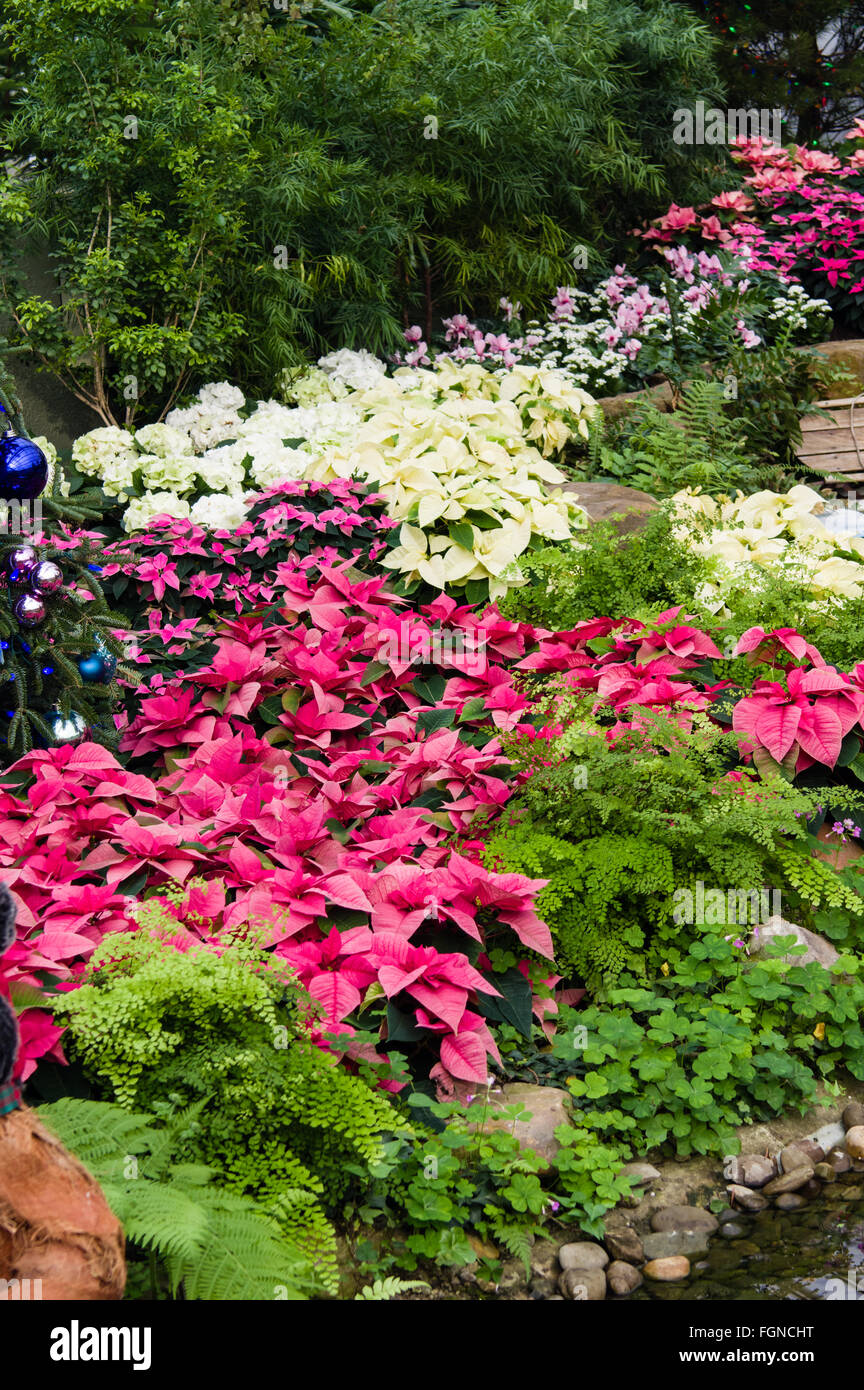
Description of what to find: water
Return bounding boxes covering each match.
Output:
[633,1180,864,1301]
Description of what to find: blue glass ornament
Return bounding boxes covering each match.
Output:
[78,652,109,683]
[0,432,48,501]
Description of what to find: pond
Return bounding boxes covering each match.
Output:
[633,1180,864,1301]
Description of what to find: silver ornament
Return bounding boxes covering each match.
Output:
[48,710,87,745]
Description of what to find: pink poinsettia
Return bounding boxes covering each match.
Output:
[733,664,864,770]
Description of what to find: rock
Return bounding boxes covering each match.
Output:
[643,1230,709,1259]
[558,1267,606,1301]
[803,340,864,391]
[800,1178,822,1200]
[814,1162,837,1183]
[780,1143,820,1172]
[846,1126,864,1159]
[558,1241,608,1271]
[529,1275,558,1299]
[467,1233,499,1261]
[843,1102,864,1131]
[467,1083,571,1169]
[716,1207,742,1226]
[751,915,839,971]
[546,1294,565,1300]
[604,1228,644,1265]
[719,1221,750,1240]
[727,1184,768,1213]
[827,1147,852,1175]
[764,1163,815,1195]
[774,1192,808,1211]
[806,1122,846,1155]
[725,1154,776,1188]
[596,381,675,422]
[497,1258,525,1291]
[529,1238,560,1281]
[643,1256,690,1282]
[618,1160,661,1188]
[606,1260,642,1296]
[650,1205,719,1235]
[549,481,659,536]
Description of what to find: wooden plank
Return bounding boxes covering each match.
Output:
[800,452,864,474]
[801,412,847,432]
[798,430,860,455]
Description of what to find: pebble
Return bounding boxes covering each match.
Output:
[842,1102,864,1130]
[529,1239,560,1281]
[619,1160,661,1187]
[650,1205,719,1235]
[763,1163,815,1195]
[784,1140,825,1167]
[604,1228,644,1264]
[779,1143,816,1172]
[642,1229,709,1260]
[719,1221,750,1240]
[558,1268,606,1301]
[774,1192,808,1211]
[827,1147,852,1175]
[558,1242,608,1271]
[845,1125,864,1159]
[606,1260,642,1296]
[725,1154,775,1188]
[727,1184,768,1213]
[814,1162,837,1183]
[643,1256,690,1282]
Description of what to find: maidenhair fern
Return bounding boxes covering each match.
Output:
[53,911,412,1292]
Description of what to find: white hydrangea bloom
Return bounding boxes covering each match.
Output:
[135,422,194,458]
[72,426,137,480]
[318,347,387,391]
[123,491,191,533]
[189,492,248,531]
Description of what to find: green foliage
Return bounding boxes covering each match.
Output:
[349,1091,635,1251]
[500,508,706,631]
[53,909,410,1288]
[38,1098,320,1300]
[0,0,723,418]
[486,701,854,989]
[587,377,772,498]
[550,932,864,1158]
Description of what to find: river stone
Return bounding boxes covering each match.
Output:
[651,1205,719,1235]
[780,1143,819,1172]
[643,1256,690,1282]
[774,1192,808,1211]
[827,1147,852,1174]
[763,1162,815,1195]
[643,1230,709,1260]
[806,1121,846,1155]
[814,1162,837,1183]
[845,1126,864,1159]
[719,1221,750,1240]
[468,1083,571,1168]
[751,915,840,970]
[727,1184,768,1213]
[843,1102,864,1130]
[606,1260,642,1296]
[596,381,674,422]
[604,1228,644,1264]
[558,1241,609,1271]
[558,1267,606,1301]
[725,1154,776,1188]
[618,1160,661,1187]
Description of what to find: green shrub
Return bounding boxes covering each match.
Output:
[0,0,723,419]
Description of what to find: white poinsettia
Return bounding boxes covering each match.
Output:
[670,485,864,610]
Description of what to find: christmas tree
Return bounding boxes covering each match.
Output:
[0,364,133,761]
[681,1,864,144]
